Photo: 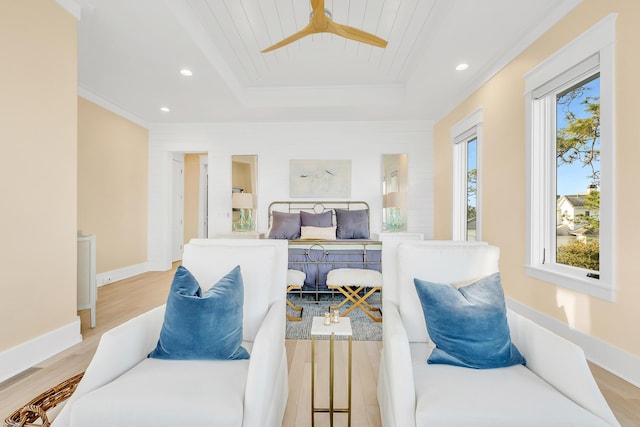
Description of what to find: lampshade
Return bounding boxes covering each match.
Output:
[232,192,253,209]
[384,191,406,208]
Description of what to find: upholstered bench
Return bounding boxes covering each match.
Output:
[286,269,306,321]
[327,268,382,322]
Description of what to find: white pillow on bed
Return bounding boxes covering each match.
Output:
[300,226,337,240]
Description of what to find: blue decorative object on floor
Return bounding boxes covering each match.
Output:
[285,293,382,341]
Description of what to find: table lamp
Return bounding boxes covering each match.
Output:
[232,193,255,231]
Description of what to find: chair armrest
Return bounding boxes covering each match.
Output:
[52,305,166,427]
[508,310,620,426]
[243,299,287,427]
[378,301,416,427]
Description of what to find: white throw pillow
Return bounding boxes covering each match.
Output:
[300,226,337,240]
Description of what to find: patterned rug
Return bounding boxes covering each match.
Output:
[285,293,382,341]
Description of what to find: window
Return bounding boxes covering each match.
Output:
[524,14,616,300]
[555,73,600,269]
[466,137,478,241]
[452,109,482,241]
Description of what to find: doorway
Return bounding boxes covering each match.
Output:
[172,157,184,262]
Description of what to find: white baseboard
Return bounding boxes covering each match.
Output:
[97,262,150,287]
[0,318,82,383]
[146,259,174,272]
[507,298,640,388]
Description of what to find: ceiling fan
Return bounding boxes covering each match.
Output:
[261,0,388,53]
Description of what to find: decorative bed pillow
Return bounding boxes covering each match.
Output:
[149,265,249,361]
[300,225,337,240]
[413,272,525,369]
[268,211,301,239]
[335,208,370,239]
[300,210,333,227]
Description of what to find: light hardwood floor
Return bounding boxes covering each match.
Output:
[1,265,638,426]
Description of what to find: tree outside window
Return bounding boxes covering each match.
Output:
[555,75,600,271]
[466,138,477,241]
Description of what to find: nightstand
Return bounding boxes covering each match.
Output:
[213,232,265,239]
[373,232,424,241]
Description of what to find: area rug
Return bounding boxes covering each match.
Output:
[285,293,382,341]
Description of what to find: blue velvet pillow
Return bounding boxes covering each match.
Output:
[300,210,333,227]
[414,272,525,369]
[335,209,369,239]
[149,265,249,360]
[268,211,301,239]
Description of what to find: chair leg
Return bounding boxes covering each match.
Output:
[287,298,303,312]
[286,299,303,321]
[329,285,382,322]
[286,285,303,321]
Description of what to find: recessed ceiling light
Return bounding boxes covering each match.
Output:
[180,68,193,77]
[160,106,170,112]
[456,63,469,71]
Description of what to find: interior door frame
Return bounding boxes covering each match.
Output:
[171,155,184,261]
[198,155,208,238]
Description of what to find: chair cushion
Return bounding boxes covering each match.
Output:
[149,265,249,360]
[182,243,277,341]
[414,272,524,369]
[287,269,306,286]
[68,357,249,427]
[409,343,612,427]
[396,243,500,343]
[327,268,382,287]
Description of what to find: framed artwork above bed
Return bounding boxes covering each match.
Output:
[289,159,351,198]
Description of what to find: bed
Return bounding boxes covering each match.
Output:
[267,201,382,300]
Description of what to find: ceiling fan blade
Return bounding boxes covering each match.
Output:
[327,21,388,48]
[261,24,317,53]
[310,0,322,13]
[309,0,330,31]
[261,0,387,53]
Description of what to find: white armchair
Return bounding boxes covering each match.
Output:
[377,240,620,427]
[52,239,289,427]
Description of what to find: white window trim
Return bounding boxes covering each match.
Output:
[452,108,483,241]
[524,14,616,301]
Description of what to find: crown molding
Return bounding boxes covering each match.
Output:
[434,0,582,122]
[79,86,150,129]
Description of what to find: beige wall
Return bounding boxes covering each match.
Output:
[434,0,640,357]
[232,161,253,193]
[184,154,202,243]
[0,0,78,351]
[78,98,148,273]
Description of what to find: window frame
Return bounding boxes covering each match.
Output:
[524,14,616,301]
[452,109,483,241]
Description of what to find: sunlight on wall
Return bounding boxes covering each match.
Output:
[556,288,592,332]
